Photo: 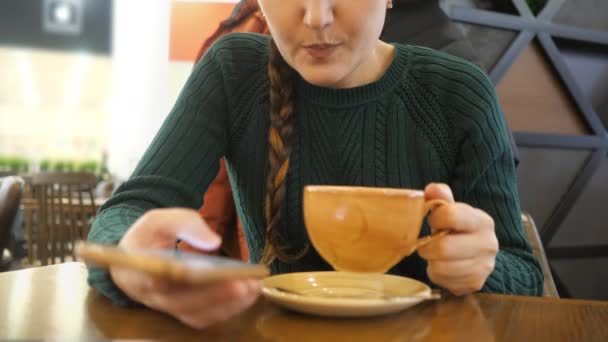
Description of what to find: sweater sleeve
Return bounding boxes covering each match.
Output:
[86,37,232,305]
[411,47,544,296]
[455,119,544,296]
[449,65,543,296]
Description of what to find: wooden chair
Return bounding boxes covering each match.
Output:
[20,173,38,264]
[30,172,98,266]
[0,171,18,177]
[0,176,23,271]
[521,212,559,298]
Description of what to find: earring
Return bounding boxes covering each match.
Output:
[387,0,393,9]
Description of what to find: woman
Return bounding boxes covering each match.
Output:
[195,0,521,261]
[88,0,542,329]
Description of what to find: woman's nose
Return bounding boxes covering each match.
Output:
[303,0,334,30]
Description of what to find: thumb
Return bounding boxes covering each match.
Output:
[149,208,222,251]
[424,183,454,203]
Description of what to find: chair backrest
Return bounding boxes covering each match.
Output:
[0,171,18,177]
[521,212,559,298]
[0,176,23,256]
[31,172,98,265]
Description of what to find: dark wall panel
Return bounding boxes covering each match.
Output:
[456,24,516,72]
[552,157,608,247]
[444,0,608,301]
[552,258,608,300]
[0,0,112,55]
[557,39,608,130]
[516,148,590,232]
[497,42,591,135]
[553,0,608,32]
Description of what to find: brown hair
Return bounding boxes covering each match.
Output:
[260,39,308,265]
[195,0,268,63]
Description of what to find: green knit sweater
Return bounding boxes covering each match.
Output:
[88,33,543,305]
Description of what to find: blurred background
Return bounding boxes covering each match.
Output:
[0,0,606,300]
[0,0,232,179]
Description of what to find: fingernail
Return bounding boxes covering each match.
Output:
[437,183,450,195]
[177,232,221,251]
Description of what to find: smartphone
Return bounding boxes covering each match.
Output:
[75,241,270,284]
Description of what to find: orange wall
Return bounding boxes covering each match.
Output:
[170,1,236,62]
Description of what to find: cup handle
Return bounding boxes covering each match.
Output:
[412,199,450,251]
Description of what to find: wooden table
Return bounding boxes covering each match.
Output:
[1,263,607,341]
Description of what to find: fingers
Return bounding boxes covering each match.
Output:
[174,280,260,329]
[427,202,494,234]
[419,183,498,296]
[441,277,487,296]
[110,207,255,329]
[425,183,454,203]
[150,208,222,250]
[424,182,494,234]
[418,230,498,261]
[109,266,162,303]
[426,259,495,296]
[144,279,261,329]
[426,259,478,280]
[111,263,262,330]
[123,208,222,251]
[178,292,259,329]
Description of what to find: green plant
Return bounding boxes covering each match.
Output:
[39,159,52,171]
[0,157,29,172]
[7,157,20,172]
[77,160,99,173]
[64,161,76,172]
[53,160,66,172]
[0,156,7,171]
[528,0,547,14]
[17,158,29,172]
[50,160,80,172]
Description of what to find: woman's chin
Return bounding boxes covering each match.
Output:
[297,69,347,89]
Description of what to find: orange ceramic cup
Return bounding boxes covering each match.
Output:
[303,186,448,273]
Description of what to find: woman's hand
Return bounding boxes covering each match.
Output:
[418,183,498,296]
[109,208,261,329]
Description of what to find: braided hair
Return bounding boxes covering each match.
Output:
[259,39,308,265]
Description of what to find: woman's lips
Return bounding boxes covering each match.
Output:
[303,44,340,59]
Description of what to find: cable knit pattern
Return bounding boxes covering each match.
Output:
[87,33,543,305]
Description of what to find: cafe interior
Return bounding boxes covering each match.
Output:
[1,0,607,340]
